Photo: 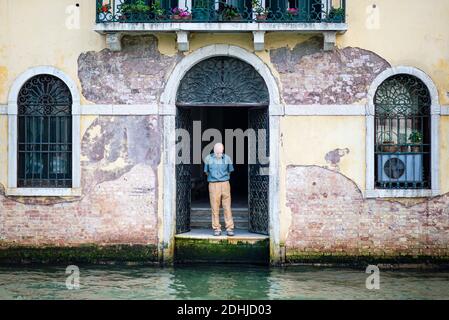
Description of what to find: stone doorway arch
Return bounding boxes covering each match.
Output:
[160,45,283,265]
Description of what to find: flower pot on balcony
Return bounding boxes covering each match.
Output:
[256,14,268,21]
[411,146,422,153]
[400,145,410,153]
[172,14,182,20]
[181,14,192,21]
[382,141,398,153]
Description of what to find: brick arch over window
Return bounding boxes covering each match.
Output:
[366,66,440,198]
[7,66,81,197]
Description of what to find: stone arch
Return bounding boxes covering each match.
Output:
[365,66,440,198]
[160,45,282,264]
[160,45,282,114]
[7,66,81,195]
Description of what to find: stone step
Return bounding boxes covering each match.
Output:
[175,229,269,264]
[191,221,249,229]
[191,208,249,229]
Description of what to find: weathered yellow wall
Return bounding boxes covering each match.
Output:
[0,0,448,249]
[0,116,7,188]
[440,117,449,194]
[279,116,366,242]
[0,0,105,105]
[339,0,449,105]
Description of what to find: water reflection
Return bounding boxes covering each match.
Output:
[171,265,271,300]
[0,265,448,300]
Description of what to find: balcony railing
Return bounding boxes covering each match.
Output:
[96,0,346,24]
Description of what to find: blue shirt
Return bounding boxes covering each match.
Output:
[204,154,234,182]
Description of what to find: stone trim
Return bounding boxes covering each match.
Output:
[365,189,435,199]
[441,105,449,115]
[80,104,159,115]
[284,104,366,116]
[94,22,348,33]
[6,66,81,197]
[160,44,282,265]
[6,188,82,197]
[365,66,441,199]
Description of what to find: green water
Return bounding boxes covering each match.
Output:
[0,265,448,300]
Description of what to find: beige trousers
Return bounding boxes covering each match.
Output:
[209,181,234,231]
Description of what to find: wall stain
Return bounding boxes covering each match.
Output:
[325,148,350,172]
[271,39,391,105]
[78,35,181,105]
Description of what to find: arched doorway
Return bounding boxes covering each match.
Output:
[175,56,270,236]
[160,45,282,265]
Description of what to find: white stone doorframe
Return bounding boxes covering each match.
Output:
[159,45,284,265]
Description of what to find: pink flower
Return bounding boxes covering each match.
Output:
[287,8,298,14]
[180,11,191,17]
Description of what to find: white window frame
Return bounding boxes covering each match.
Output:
[366,66,441,198]
[6,66,81,197]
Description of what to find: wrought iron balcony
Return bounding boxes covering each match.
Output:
[96,0,346,24]
[94,1,347,52]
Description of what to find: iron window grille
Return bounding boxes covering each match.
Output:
[17,75,73,188]
[374,74,431,190]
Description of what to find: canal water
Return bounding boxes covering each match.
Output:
[0,264,448,300]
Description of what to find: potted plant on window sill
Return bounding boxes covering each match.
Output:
[409,131,423,153]
[150,0,167,21]
[252,0,268,21]
[171,7,192,21]
[222,5,241,21]
[328,6,345,22]
[285,8,299,21]
[119,0,151,22]
[398,133,409,152]
[379,132,398,153]
[98,3,111,14]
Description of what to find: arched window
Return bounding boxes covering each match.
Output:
[17,74,73,188]
[374,74,431,190]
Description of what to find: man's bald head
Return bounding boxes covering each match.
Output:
[214,143,224,158]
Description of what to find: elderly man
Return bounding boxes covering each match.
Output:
[204,143,235,236]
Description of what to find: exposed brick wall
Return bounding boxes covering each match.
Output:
[0,116,161,246]
[78,35,180,105]
[285,166,449,258]
[270,37,391,105]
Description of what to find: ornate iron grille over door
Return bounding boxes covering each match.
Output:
[177,57,269,106]
[248,107,269,235]
[176,107,193,234]
[17,74,72,188]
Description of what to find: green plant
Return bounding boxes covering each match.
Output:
[120,0,151,16]
[97,3,111,14]
[378,132,394,143]
[252,0,268,16]
[328,6,345,21]
[409,131,423,144]
[150,0,164,16]
[222,5,240,20]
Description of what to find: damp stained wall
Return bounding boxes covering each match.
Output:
[0,0,448,258]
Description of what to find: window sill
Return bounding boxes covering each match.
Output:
[5,188,82,197]
[365,189,438,199]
